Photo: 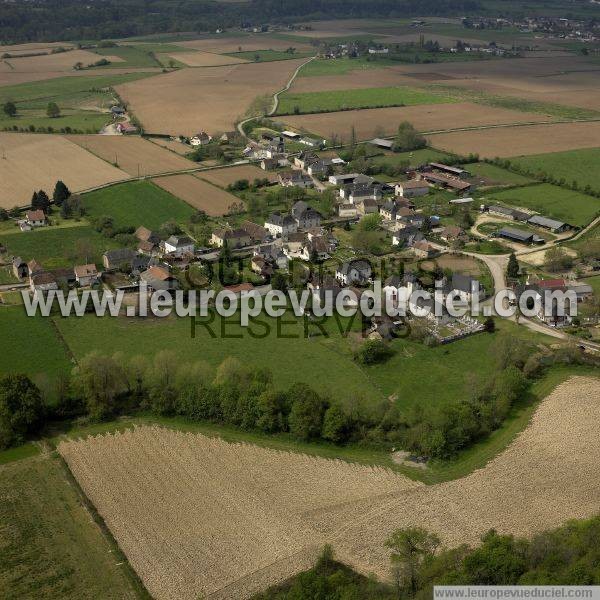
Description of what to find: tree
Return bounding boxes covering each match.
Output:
[270,271,288,292]
[0,374,44,449]
[393,121,426,153]
[386,527,440,597]
[506,253,519,279]
[2,101,16,117]
[355,339,394,365]
[287,383,327,441]
[483,316,496,333]
[31,189,50,212]
[321,403,350,443]
[53,180,70,205]
[46,102,60,118]
[0,208,8,221]
[545,246,573,272]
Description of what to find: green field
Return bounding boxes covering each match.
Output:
[507,148,600,194]
[0,72,153,132]
[371,147,456,168]
[276,85,453,115]
[227,50,312,63]
[0,307,73,386]
[89,45,162,68]
[0,455,140,599]
[0,222,121,268]
[82,180,195,230]
[487,183,600,228]
[468,162,534,186]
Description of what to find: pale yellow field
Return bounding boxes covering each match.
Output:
[153,174,239,215]
[428,121,600,157]
[178,36,313,53]
[198,164,278,187]
[168,51,248,67]
[66,135,194,177]
[282,102,549,141]
[1,49,109,73]
[0,133,129,207]
[59,376,600,600]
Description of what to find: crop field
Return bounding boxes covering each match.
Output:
[0,222,122,268]
[153,174,240,215]
[226,50,312,63]
[276,85,454,115]
[1,49,113,74]
[198,164,278,187]
[58,376,600,598]
[82,180,195,229]
[487,183,600,227]
[147,137,193,155]
[0,133,128,207]
[115,59,307,135]
[370,147,456,168]
[507,148,600,193]
[468,162,534,186]
[0,454,139,599]
[166,51,248,67]
[282,102,548,141]
[177,36,314,54]
[66,135,194,176]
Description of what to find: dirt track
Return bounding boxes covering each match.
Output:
[59,376,600,600]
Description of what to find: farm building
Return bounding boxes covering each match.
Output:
[74,264,99,287]
[211,228,252,249]
[395,180,430,198]
[329,173,359,186]
[240,221,270,244]
[497,227,543,245]
[103,248,137,270]
[278,171,314,188]
[12,257,27,279]
[338,203,359,218]
[527,215,571,233]
[369,138,394,150]
[420,172,471,193]
[140,266,179,291]
[412,240,436,258]
[429,163,470,179]
[488,205,529,221]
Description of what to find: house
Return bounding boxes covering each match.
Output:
[369,138,394,150]
[527,215,570,233]
[524,279,574,327]
[51,268,76,288]
[26,210,46,227]
[140,265,179,291]
[292,202,322,229]
[392,227,424,248]
[306,159,332,177]
[110,105,125,117]
[211,228,252,249]
[260,158,279,170]
[357,198,379,215]
[162,235,195,257]
[278,171,314,188]
[283,232,308,258]
[412,240,436,258]
[74,264,99,287]
[444,273,481,303]
[335,260,372,286]
[250,256,274,278]
[190,132,211,146]
[294,151,319,170]
[135,226,160,245]
[103,248,137,270]
[264,212,298,238]
[300,236,329,262]
[299,137,323,148]
[27,259,44,277]
[138,239,157,255]
[395,180,430,198]
[567,283,594,302]
[380,201,398,221]
[240,220,270,244]
[254,244,289,271]
[329,173,359,186]
[440,225,466,243]
[344,183,383,204]
[29,272,58,295]
[338,203,359,218]
[117,122,137,135]
[223,282,255,295]
[398,214,426,230]
[12,257,27,279]
[383,273,421,310]
[308,275,343,305]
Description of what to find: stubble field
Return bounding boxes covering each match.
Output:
[59,376,600,599]
[0,133,128,207]
[115,59,307,135]
[66,135,194,176]
[198,164,278,187]
[281,102,549,141]
[168,51,249,67]
[153,174,240,215]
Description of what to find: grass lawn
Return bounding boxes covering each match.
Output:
[276,86,454,115]
[82,180,195,230]
[89,45,162,68]
[0,222,121,269]
[226,50,312,63]
[469,162,534,186]
[0,307,73,391]
[0,454,142,599]
[465,240,512,255]
[0,266,18,284]
[0,72,153,133]
[372,147,456,168]
[487,183,600,228]
[507,148,600,194]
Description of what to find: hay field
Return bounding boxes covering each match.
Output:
[153,174,239,215]
[2,49,109,73]
[116,59,307,135]
[167,51,248,67]
[282,102,549,140]
[198,164,278,187]
[0,133,128,207]
[66,135,194,176]
[178,36,313,53]
[59,376,600,599]
[147,137,194,155]
[428,121,600,158]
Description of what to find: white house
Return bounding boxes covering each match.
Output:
[395,180,430,198]
[264,212,298,238]
[190,132,211,146]
[26,210,47,227]
[162,235,195,257]
[335,260,372,286]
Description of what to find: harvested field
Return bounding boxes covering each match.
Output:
[167,51,248,67]
[116,59,307,135]
[178,36,313,54]
[282,102,549,141]
[59,376,600,599]
[66,135,194,176]
[198,164,278,187]
[147,137,193,155]
[0,42,75,53]
[0,133,128,207]
[153,174,239,215]
[2,49,109,73]
[428,121,600,158]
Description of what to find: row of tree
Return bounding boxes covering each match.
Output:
[2,101,60,118]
